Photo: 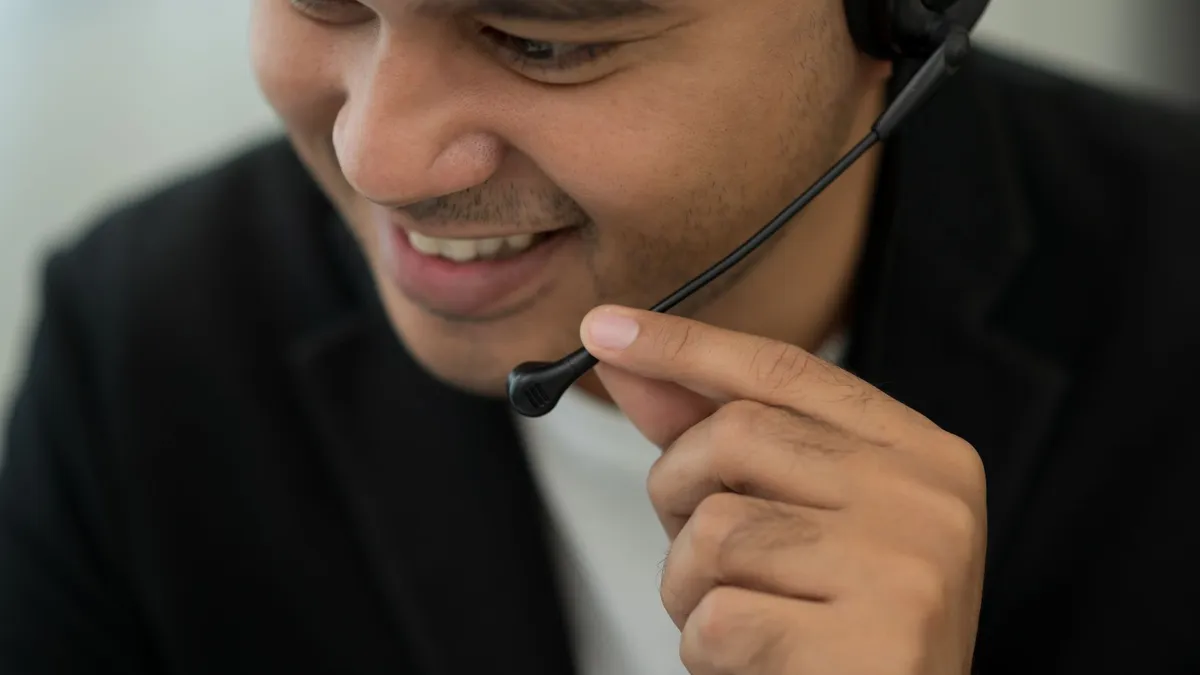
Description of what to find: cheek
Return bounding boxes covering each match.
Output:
[528,52,853,257]
[249,1,344,135]
[521,1,857,238]
[537,97,715,219]
[504,100,716,271]
[519,79,795,253]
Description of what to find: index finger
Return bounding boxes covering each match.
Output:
[580,305,928,434]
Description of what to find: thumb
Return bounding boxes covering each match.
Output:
[593,362,718,450]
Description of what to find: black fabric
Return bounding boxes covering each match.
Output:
[3,49,1200,675]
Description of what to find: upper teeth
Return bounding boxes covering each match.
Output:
[408,231,537,262]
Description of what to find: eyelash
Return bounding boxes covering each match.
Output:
[288,0,367,20]
[477,26,615,73]
[287,1,614,74]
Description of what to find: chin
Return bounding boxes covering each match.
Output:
[370,264,590,401]
[386,315,567,404]
[388,330,513,400]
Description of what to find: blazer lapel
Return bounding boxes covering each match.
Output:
[286,221,575,675]
[851,54,1072,601]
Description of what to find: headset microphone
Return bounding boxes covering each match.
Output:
[507,24,973,418]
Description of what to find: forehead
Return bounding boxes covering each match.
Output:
[408,0,669,21]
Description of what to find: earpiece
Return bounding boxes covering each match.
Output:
[507,0,991,418]
[846,0,991,60]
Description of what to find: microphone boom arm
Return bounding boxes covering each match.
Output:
[507,28,971,418]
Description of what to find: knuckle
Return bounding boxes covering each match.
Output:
[708,400,769,448]
[690,495,804,587]
[910,489,984,579]
[645,454,672,510]
[684,586,789,674]
[938,493,983,552]
[686,586,754,668]
[942,433,989,507]
[707,401,771,493]
[958,440,988,493]
[689,493,744,559]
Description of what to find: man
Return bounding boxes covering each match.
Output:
[2,0,1198,673]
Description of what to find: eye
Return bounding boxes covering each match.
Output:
[288,0,375,25]
[478,26,616,75]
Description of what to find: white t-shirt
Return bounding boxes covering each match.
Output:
[516,334,847,675]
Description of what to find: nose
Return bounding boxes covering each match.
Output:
[332,29,505,208]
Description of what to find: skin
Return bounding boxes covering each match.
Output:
[250,1,987,672]
[578,306,987,675]
[250,0,889,399]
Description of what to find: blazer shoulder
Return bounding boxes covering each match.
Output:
[971,50,1200,261]
[39,138,353,365]
[968,49,1200,210]
[970,49,1200,160]
[968,53,1200,367]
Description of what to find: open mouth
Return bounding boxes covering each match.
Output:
[379,219,579,318]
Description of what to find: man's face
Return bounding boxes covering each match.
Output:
[250,0,888,397]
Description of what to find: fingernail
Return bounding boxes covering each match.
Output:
[586,311,640,351]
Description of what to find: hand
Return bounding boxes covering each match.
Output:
[579,305,988,675]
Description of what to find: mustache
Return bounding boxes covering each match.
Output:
[401,183,594,232]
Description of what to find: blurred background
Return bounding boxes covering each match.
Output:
[1,0,1198,420]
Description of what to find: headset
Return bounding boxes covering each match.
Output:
[508,0,992,418]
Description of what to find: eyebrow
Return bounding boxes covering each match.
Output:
[412,0,664,22]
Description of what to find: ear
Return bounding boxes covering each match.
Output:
[857,51,895,87]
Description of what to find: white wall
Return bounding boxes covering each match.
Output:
[975,0,1190,101]
[0,0,1192,412]
[0,2,280,408]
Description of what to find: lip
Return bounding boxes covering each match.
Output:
[377,219,573,318]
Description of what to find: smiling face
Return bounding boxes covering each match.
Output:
[250,0,891,398]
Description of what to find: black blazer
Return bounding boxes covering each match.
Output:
[3,50,1200,675]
